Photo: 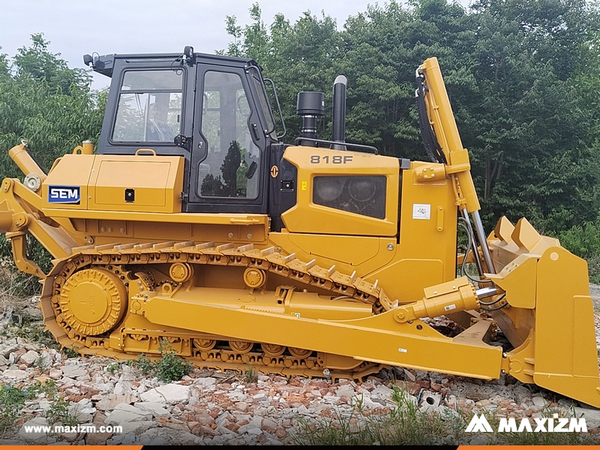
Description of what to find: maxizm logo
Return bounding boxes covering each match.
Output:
[466,414,587,433]
[48,185,80,204]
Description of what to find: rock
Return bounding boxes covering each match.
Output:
[261,418,278,434]
[140,383,191,404]
[77,373,92,383]
[18,417,50,443]
[119,420,156,435]
[531,396,546,409]
[574,406,600,429]
[420,391,442,412]
[193,412,216,428]
[86,430,113,445]
[176,430,203,445]
[139,427,200,445]
[96,393,139,411]
[195,377,217,389]
[513,385,532,404]
[133,402,171,418]
[61,430,83,443]
[94,381,116,393]
[113,367,136,394]
[141,434,169,446]
[238,417,264,435]
[158,419,188,432]
[38,399,52,411]
[0,342,20,358]
[108,431,138,445]
[37,352,53,369]
[69,398,96,422]
[392,380,420,395]
[370,385,394,404]
[139,428,171,445]
[60,365,87,378]
[48,368,63,380]
[335,384,355,398]
[2,368,30,380]
[19,350,40,366]
[469,434,489,445]
[104,403,153,424]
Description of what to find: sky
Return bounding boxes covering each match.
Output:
[1,0,470,90]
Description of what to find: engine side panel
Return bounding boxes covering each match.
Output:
[42,153,185,213]
[281,146,399,237]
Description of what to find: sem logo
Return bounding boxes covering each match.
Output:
[466,414,587,433]
[48,185,80,204]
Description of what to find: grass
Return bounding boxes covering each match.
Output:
[0,380,62,437]
[291,385,600,446]
[106,362,119,375]
[34,355,50,373]
[63,345,79,359]
[46,396,79,428]
[244,358,258,383]
[292,385,465,445]
[0,385,36,437]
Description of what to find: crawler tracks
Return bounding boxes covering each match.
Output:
[40,241,396,380]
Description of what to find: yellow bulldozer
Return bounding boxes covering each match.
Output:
[0,47,598,408]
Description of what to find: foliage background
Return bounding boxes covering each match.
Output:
[1,0,600,285]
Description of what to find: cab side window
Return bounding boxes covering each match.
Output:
[198,71,260,199]
[112,70,183,143]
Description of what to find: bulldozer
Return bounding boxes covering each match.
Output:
[0,46,598,408]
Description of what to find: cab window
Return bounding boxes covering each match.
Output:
[198,71,260,199]
[112,70,183,143]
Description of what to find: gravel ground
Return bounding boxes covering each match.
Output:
[590,284,600,304]
[591,284,600,351]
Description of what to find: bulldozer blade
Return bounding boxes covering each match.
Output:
[490,245,600,408]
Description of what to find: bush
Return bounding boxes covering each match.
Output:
[558,216,600,282]
[134,340,193,383]
[559,220,600,260]
[155,340,193,383]
[0,385,33,436]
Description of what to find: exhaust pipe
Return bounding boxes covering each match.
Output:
[332,75,347,150]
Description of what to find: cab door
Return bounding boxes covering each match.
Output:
[185,62,270,213]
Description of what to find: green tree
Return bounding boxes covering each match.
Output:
[340,0,476,157]
[13,33,90,94]
[223,3,345,142]
[223,0,600,235]
[463,0,600,231]
[0,33,107,293]
[0,33,106,176]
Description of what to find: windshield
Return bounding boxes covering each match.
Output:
[112,70,183,143]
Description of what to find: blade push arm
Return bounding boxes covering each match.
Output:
[417,57,495,274]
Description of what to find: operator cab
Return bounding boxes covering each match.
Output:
[85,47,280,214]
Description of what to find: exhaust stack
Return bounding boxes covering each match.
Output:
[332,75,347,150]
